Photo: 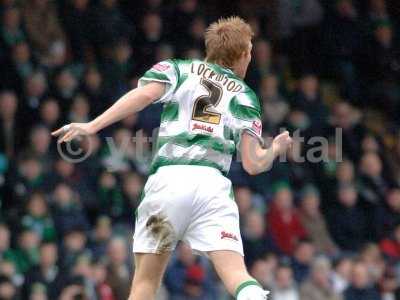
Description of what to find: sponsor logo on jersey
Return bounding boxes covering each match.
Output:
[252,120,262,135]
[221,231,238,241]
[153,63,170,72]
[192,123,214,133]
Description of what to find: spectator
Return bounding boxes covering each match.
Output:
[164,243,217,299]
[271,264,299,300]
[0,91,21,158]
[291,73,329,135]
[358,152,390,206]
[366,21,400,119]
[290,239,315,283]
[322,0,362,101]
[89,0,132,52]
[0,275,17,300]
[20,191,56,242]
[52,68,79,108]
[328,184,369,251]
[242,210,278,266]
[375,188,400,239]
[37,98,61,129]
[92,259,116,300]
[81,66,107,116]
[22,0,66,60]
[234,186,253,215]
[105,237,131,300]
[0,224,12,261]
[267,183,307,255]
[100,39,133,95]
[299,256,343,300]
[26,125,53,171]
[250,254,278,289]
[62,0,92,62]
[330,101,366,163]
[68,94,90,123]
[51,183,89,236]
[276,0,323,75]
[59,227,89,272]
[380,223,400,261]
[344,261,382,300]
[23,71,48,118]
[247,39,276,91]
[298,185,338,255]
[13,229,40,274]
[89,216,112,260]
[359,244,385,284]
[4,42,36,91]
[23,242,64,299]
[121,172,144,219]
[11,156,45,204]
[260,74,289,132]
[134,12,165,73]
[0,6,26,50]
[331,256,353,294]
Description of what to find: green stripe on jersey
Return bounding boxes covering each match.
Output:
[149,156,226,175]
[156,133,236,155]
[161,102,179,122]
[229,97,261,121]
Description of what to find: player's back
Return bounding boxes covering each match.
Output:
[138,59,262,176]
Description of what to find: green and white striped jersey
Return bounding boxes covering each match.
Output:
[138,59,262,175]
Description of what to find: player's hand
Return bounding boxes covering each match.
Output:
[51,122,96,143]
[272,131,293,156]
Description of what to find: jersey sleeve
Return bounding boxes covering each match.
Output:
[229,88,263,145]
[138,60,178,104]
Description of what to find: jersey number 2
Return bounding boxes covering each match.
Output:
[192,78,222,125]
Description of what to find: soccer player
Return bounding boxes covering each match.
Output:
[52,17,292,300]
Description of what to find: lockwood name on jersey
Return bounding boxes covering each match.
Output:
[191,63,243,92]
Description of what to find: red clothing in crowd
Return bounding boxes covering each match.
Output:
[379,238,400,260]
[97,283,116,300]
[267,204,307,255]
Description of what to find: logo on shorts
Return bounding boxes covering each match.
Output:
[221,231,238,241]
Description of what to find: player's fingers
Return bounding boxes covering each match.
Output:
[51,127,65,136]
[63,129,81,143]
[57,130,76,144]
[64,131,80,143]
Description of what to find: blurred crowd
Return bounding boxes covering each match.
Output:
[1,0,400,299]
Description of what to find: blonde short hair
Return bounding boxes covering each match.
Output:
[205,16,254,68]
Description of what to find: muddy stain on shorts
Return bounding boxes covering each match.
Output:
[146,213,176,253]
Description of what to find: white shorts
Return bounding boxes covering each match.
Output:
[133,165,243,256]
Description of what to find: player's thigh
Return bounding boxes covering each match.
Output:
[133,252,171,284]
[208,250,251,294]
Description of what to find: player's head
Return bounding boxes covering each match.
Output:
[205,16,254,78]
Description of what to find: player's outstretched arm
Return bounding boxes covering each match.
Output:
[241,131,292,175]
[52,82,165,143]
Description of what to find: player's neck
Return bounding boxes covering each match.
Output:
[206,58,244,79]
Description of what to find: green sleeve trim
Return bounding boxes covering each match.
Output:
[235,280,262,299]
[141,70,170,82]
